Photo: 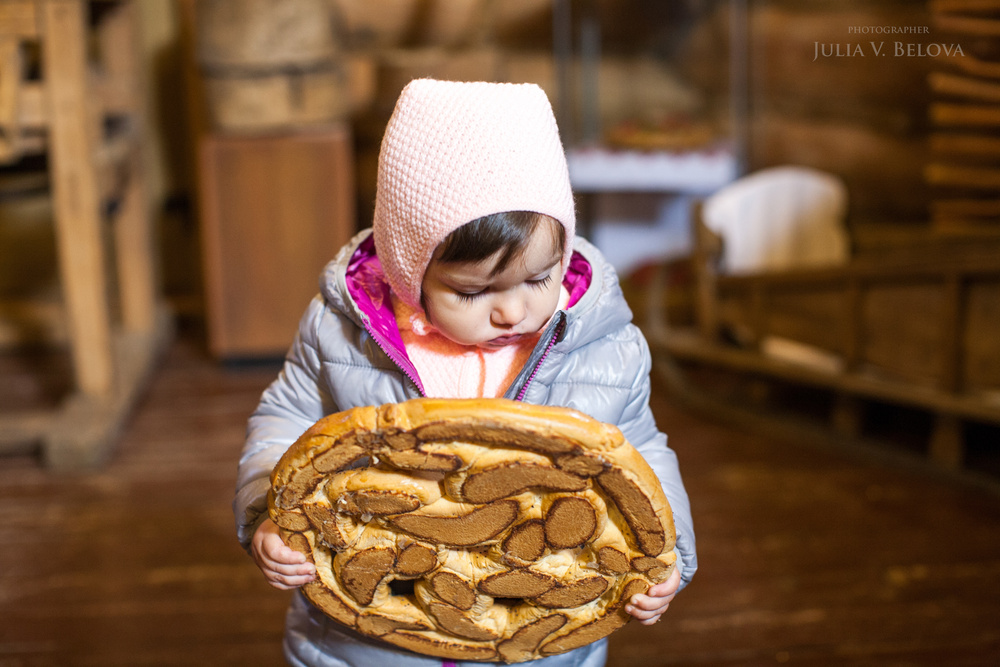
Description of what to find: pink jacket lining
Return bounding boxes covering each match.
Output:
[344,234,592,397]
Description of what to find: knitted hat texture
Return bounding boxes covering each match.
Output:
[373,79,576,308]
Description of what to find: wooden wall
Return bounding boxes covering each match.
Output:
[681,0,942,242]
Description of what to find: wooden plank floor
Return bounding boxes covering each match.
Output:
[2,330,999,665]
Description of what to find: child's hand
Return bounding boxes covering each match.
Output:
[625,566,681,625]
[251,518,317,590]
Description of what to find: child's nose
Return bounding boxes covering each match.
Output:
[491,294,526,327]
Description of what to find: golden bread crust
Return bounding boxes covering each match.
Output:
[269,398,675,663]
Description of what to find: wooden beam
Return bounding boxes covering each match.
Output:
[651,329,1000,425]
[926,163,1000,189]
[930,132,1000,156]
[939,52,1000,79]
[93,1,139,115]
[933,13,1000,36]
[930,0,1000,12]
[930,103,1000,126]
[692,209,721,342]
[92,72,135,117]
[829,290,860,402]
[931,199,1000,218]
[0,35,21,162]
[16,81,45,127]
[714,255,1000,288]
[932,217,1000,235]
[115,146,157,334]
[0,0,39,38]
[42,0,115,398]
[44,308,173,468]
[98,2,157,335]
[940,274,965,395]
[750,279,766,349]
[843,278,863,370]
[929,71,1000,103]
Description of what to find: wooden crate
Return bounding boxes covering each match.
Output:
[197,125,356,358]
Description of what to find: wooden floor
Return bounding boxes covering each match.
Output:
[2,328,1000,666]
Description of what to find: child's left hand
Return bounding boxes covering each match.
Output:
[625,566,681,625]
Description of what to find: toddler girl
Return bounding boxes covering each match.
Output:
[235,78,697,667]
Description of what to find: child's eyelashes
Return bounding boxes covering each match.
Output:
[452,275,554,303]
[527,275,553,290]
[455,290,486,303]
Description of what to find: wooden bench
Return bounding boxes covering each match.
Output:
[646,213,1000,471]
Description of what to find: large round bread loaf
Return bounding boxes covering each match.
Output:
[269,398,676,663]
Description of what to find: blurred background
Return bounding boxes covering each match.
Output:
[1,1,999,664]
[3,0,997,472]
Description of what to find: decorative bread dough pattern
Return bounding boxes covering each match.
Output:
[269,398,676,663]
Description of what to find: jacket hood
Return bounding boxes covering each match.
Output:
[555,236,634,352]
[320,230,379,328]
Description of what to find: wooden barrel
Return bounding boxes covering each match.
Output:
[195,0,348,132]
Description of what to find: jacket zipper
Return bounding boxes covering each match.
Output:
[515,317,565,401]
[361,310,565,401]
[359,313,426,396]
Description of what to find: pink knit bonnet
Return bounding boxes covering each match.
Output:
[373,78,577,308]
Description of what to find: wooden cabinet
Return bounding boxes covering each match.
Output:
[197,125,356,358]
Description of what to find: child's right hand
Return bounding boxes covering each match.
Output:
[251,518,317,590]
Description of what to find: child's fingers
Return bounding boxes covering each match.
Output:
[261,531,307,562]
[259,543,316,577]
[258,552,316,590]
[647,568,681,598]
[264,554,316,576]
[645,581,677,599]
[625,590,674,625]
[265,573,314,591]
[265,565,316,590]
[626,594,670,617]
[252,524,316,589]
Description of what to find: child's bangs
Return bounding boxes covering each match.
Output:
[437,212,564,276]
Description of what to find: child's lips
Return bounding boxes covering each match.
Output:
[487,334,524,346]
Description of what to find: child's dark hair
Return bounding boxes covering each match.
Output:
[435,211,565,277]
